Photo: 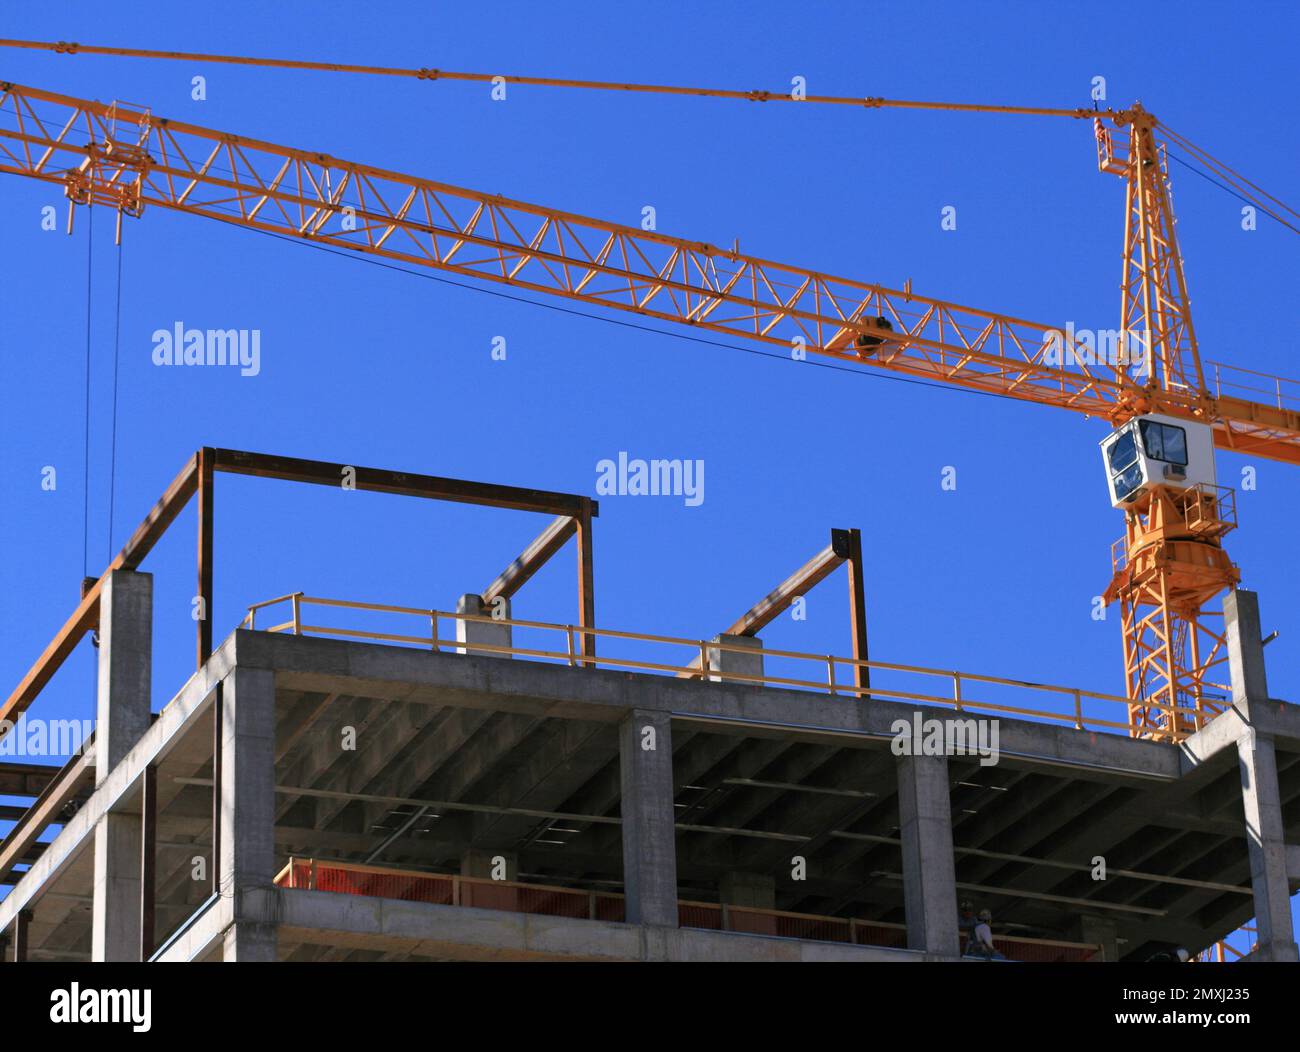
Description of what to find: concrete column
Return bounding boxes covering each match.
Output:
[455,594,512,657]
[219,666,277,962]
[461,850,517,881]
[223,922,278,962]
[1223,589,1297,962]
[92,818,142,962]
[1076,914,1120,962]
[720,871,776,910]
[707,633,764,684]
[95,570,154,776]
[896,753,960,956]
[1224,589,1269,705]
[619,709,678,927]
[91,570,152,963]
[1236,732,1299,961]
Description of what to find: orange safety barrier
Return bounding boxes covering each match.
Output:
[275,857,1097,960]
[991,936,1098,963]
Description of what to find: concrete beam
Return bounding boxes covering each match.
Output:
[0,633,230,934]
[896,754,960,956]
[720,871,776,910]
[242,632,1183,781]
[154,887,278,963]
[152,896,227,963]
[461,850,516,881]
[463,721,615,848]
[1181,699,1300,768]
[276,888,942,962]
[619,710,678,927]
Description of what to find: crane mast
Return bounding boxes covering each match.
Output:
[1095,106,1240,738]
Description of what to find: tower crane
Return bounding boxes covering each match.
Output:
[1,48,1297,743]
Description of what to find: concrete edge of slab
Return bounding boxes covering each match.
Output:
[276,889,949,962]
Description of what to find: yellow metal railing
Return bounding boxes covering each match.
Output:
[1110,484,1238,577]
[1209,360,1300,412]
[243,593,1202,739]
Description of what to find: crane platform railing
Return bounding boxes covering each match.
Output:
[242,592,1202,739]
[1208,360,1300,413]
[1109,483,1239,577]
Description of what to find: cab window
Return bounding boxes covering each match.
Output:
[1139,420,1188,465]
[1107,430,1137,475]
[1113,461,1143,502]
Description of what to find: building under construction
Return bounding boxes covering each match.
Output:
[1,36,1299,965]
[0,447,1297,963]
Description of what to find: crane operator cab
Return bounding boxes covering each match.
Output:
[1100,413,1216,510]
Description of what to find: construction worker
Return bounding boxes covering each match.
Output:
[958,900,978,947]
[1145,947,1190,962]
[967,908,1005,960]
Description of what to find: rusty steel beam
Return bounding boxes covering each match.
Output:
[0,748,94,885]
[0,762,61,797]
[576,508,597,663]
[841,528,871,692]
[482,515,577,606]
[4,447,593,732]
[197,447,215,668]
[0,453,200,736]
[0,442,607,909]
[724,537,847,639]
[113,452,203,575]
[211,448,595,517]
[0,842,48,866]
[679,528,868,679]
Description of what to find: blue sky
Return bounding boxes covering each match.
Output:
[1,1,1297,938]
